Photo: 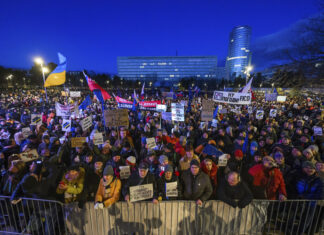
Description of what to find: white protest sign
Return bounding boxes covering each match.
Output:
[81,116,92,131]
[218,105,222,110]
[62,119,71,132]
[213,91,251,105]
[248,106,253,114]
[166,182,178,197]
[119,166,131,179]
[55,102,78,117]
[171,103,184,122]
[162,112,172,121]
[269,109,277,118]
[293,103,298,109]
[22,127,32,138]
[313,126,323,136]
[156,104,167,112]
[303,115,309,121]
[31,114,42,125]
[256,110,264,120]
[19,149,39,162]
[277,96,287,102]
[93,133,104,145]
[212,119,218,128]
[70,91,81,97]
[146,137,156,149]
[130,184,153,202]
[218,154,228,167]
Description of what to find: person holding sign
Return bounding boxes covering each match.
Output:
[181,159,213,206]
[157,165,182,200]
[122,162,158,204]
[94,165,121,209]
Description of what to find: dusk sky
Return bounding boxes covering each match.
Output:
[0,0,320,73]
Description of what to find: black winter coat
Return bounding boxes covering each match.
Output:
[157,173,182,200]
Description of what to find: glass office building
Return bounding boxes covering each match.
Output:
[226,26,252,79]
[117,56,218,81]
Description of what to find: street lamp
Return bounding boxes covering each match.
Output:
[245,65,253,84]
[34,57,48,102]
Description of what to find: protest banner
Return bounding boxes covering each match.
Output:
[218,154,228,167]
[56,102,78,117]
[139,101,161,111]
[166,182,178,197]
[115,96,133,109]
[256,110,264,120]
[81,116,92,131]
[162,112,172,121]
[71,137,86,148]
[70,91,81,97]
[265,93,278,102]
[213,91,251,105]
[62,119,71,132]
[269,109,277,118]
[22,127,32,138]
[146,137,156,149]
[156,104,167,112]
[313,126,323,136]
[104,109,129,127]
[130,184,153,202]
[93,133,104,145]
[171,103,184,121]
[19,149,39,162]
[119,166,131,179]
[31,114,42,125]
[277,96,287,102]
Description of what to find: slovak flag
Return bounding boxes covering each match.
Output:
[83,71,111,100]
[140,82,145,100]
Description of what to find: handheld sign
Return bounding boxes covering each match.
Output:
[70,91,81,97]
[93,133,104,145]
[129,184,153,202]
[62,119,71,132]
[218,154,228,167]
[146,137,156,149]
[313,126,323,136]
[171,103,184,122]
[31,114,42,125]
[71,137,87,148]
[104,109,129,127]
[256,110,264,120]
[269,109,277,118]
[119,166,131,179]
[19,149,39,162]
[165,182,178,197]
[156,104,167,112]
[81,116,92,131]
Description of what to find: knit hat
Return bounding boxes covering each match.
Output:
[159,155,168,164]
[94,156,103,163]
[138,162,149,170]
[103,165,114,176]
[302,161,315,169]
[190,159,200,167]
[303,148,313,156]
[234,149,243,158]
[164,164,173,173]
[126,156,136,166]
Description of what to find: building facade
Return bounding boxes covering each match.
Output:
[226,26,252,79]
[117,56,218,81]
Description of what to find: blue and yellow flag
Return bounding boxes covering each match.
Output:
[44,53,66,87]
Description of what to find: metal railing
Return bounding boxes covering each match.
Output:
[1,197,323,235]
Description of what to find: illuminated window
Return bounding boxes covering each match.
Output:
[158,62,167,65]
[241,48,246,50]
[142,63,147,65]
[170,75,174,77]
[197,75,200,77]
[169,62,172,65]
[175,68,178,71]
[139,66,144,68]
[227,56,247,61]
[231,39,234,42]
[234,64,241,67]
[140,75,144,77]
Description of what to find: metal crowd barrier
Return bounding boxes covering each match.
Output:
[0,196,323,235]
[0,196,67,235]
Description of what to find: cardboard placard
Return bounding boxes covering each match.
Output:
[256,110,264,120]
[104,109,129,127]
[93,133,104,145]
[218,154,228,167]
[81,116,92,131]
[119,166,131,179]
[269,109,277,118]
[130,184,153,202]
[166,182,178,197]
[19,149,39,162]
[171,103,184,122]
[277,96,287,102]
[62,119,71,132]
[22,127,32,139]
[71,137,87,148]
[201,111,214,121]
[31,114,42,125]
[70,91,81,97]
[146,137,156,149]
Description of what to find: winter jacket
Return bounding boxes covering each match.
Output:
[248,164,287,200]
[200,160,218,197]
[181,169,213,201]
[217,178,253,208]
[157,173,182,200]
[95,177,121,207]
[179,155,200,172]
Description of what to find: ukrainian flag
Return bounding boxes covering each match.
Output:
[44,53,66,87]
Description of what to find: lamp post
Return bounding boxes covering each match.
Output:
[245,66,253,85]
[34,57,48,103]
[6,74,13,87]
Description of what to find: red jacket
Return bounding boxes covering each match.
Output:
[248,164,287,200]
[174,142,186,157]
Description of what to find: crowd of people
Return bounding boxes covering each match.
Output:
[0,88,323,214]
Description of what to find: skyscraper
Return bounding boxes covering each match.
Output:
[226,26,252,80]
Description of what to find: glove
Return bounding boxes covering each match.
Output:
[94,202,104,210]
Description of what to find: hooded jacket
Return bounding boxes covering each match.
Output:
[95,177,121,207]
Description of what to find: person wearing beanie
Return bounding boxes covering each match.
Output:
[122,161,159,204]
[157,164,182,200]
[95,165,121,209]
[303,148,316,164]
[126,156,137,174]
[181,159,213,205]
